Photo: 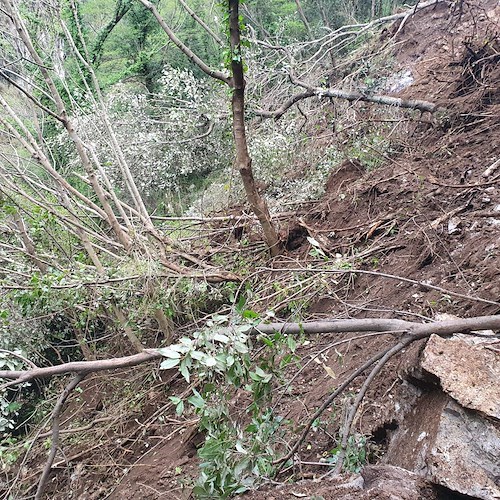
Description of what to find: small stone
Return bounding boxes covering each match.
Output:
[447,217,462,235]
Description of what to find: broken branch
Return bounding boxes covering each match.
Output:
[35,374,86,500]
[291,76,438,113]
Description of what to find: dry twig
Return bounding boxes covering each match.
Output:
[35,374,86,500]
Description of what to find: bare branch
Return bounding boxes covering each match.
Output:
[2,315,498,388]
[35,374,85,500]
[290,75,438,113]
[0,350,161,387]
[135,0,231,85]
[0,68,63,121]
[333,340,409,473]
[275,337,411,468]
[254,90,315,119]
[0,349,38,369]
[255,318,414,335]
[177,0,224,46]
[177,120,215,143]
[259,266,500,307]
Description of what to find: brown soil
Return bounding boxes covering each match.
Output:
[8,1,499,498]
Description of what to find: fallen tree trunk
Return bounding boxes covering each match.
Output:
[1,315,498,387]
[256,84,437,118]
[291,76,438,113]
[255,315,500,336]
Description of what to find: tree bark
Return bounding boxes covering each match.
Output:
[292,76,437,113]
[295,0,312,35]
[2,315,499,386]
[229,0,282,256]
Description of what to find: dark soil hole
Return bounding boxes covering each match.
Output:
[371,420,399,445]
[405,367,442,390]
[418,252,434,269]
[233,225,244,240]
[434,484,482,499]
[285,225,308,251]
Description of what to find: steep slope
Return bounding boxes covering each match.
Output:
[5,1,499,498]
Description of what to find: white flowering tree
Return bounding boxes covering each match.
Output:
[54,66,231,209]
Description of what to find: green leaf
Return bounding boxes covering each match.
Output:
[180,358,191,383]
[213,333,229,343]
[236,293,247,313]
[234,341,248,354]
[160,358,180,369]
[157,347,181,359]
[175,400,184,416]
[261,336,274,347]
[234,486,249,494]
[203,356,217,367]
[191,350,205,361]
[245,423,258,433]
[242,309,259,319]
[188,389,205,409]
[235,441,247,454]
[286,335,297,352]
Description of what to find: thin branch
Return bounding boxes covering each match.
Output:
[34,416,114,440]
[177,120,215,143]
[135,0,230,85]
[35,373,85,500]
[333,340,409,473]
[254,90,315,119]
[259,266,500,307]
[274,340,397,468]
[177,0,224,46]
[0,69,62,121]
[272,330,405,410]
[274,314,500,469]
[0,349,38,369]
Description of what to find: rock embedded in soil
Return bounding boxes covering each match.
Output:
[361,465,438,500]
[427,399,500,500]
[245,465,438,499]
[385,392,500,500]
[421,334,500,419]
[383,333,500,500]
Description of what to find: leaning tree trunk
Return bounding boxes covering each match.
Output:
[229,0,282,257]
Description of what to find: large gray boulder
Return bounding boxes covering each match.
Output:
[421,334,499,419]
[384,334,500,499]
